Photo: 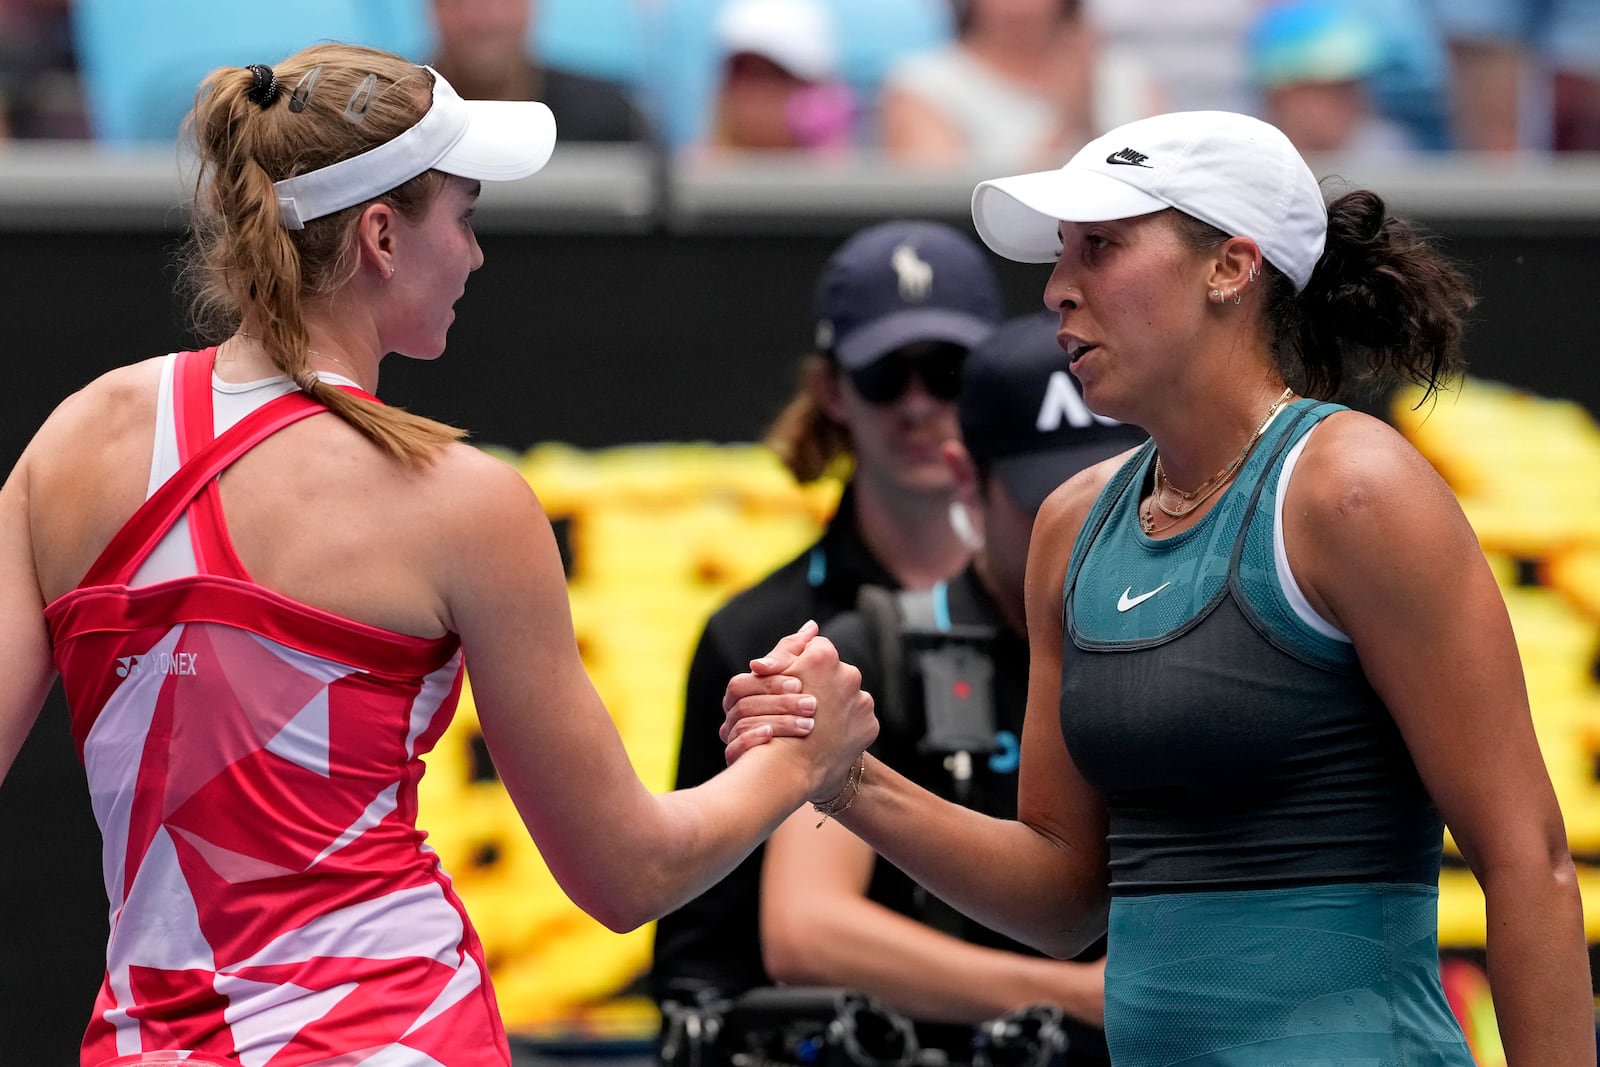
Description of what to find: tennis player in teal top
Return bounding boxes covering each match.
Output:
[725,109,1594,1065]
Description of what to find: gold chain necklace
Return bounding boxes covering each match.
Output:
[1141,386,1294,535]
[235,332,358,378]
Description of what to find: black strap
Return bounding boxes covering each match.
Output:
[854,584,908,739]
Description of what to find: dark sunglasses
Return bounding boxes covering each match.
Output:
[845,345,967,405]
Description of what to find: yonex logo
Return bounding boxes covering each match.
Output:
[1105,148,1153,168]
[115,653,200,679]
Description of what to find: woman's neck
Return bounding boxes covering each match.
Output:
[1144,380,1293,502]
[217,331,378,393]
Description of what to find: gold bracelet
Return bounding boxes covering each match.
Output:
[812,754,865,828]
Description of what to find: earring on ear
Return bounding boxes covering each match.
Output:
[1248,262,1259,283]
[1210,288,1222,303]
[1230,288,1241,305]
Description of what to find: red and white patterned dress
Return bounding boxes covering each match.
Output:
[46,349,508,1067]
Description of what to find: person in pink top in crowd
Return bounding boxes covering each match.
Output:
[692,0,857,158]
[0,40,874,1067]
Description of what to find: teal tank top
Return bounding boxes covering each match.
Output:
[1058,401,1472,1066]
[1059,400,1445,893]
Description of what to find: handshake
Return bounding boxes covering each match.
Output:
[721,619,878,815]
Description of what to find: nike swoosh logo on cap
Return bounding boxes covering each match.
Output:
[1105,148,1153,167]
[1117,582,1171,612]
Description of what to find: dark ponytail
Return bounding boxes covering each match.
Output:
[1270,189,1477,402]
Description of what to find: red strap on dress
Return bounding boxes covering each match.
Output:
[78,378,333,589]
[176,345,229,575]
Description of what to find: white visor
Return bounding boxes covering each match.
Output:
[274,66,556,229]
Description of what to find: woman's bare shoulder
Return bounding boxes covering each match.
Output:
[418,440,541,498]
[398,441,554,542]
[23,357,167,469]
[51,355,164,413]
[1036,444,1143,543]
[1291,408,1451,519]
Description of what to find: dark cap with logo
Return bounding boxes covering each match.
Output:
[813,219,1004,370]
[960,311,1148,513]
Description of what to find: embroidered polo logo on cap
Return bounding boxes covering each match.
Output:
[891,242,934,301]
[1105,147,1153,167]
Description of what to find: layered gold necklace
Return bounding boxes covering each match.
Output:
[1140,386,1294,535]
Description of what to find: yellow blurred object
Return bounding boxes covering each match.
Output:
[1392,379,1600,556]
[1437,864,1600,947]
[417,442,837,1030]
[1549,544,1600,619]
[1394,379,1600,960]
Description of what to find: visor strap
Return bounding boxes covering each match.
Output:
[272,66,467,230]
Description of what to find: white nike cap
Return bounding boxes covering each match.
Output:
[274,66,556,229]
[971,110,1327,291]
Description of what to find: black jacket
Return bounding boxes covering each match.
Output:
[651,485,897,1004]
[823,567,1110,1065]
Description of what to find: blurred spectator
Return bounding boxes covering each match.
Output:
[429,0,652,144]
[640,0,948,154]
[1084,0,1451,151]
[652,219,1001,1018]
[1248,0,1422,157]
[691,0,856,157]
[1432,0,1600,151]
[0,0,89,138]
[1343,0,1453,152]
[1081,0,1259,127]
[878,0,1096,170]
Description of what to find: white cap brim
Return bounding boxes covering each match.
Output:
[438,97,557,181]
[971,168,1169,263]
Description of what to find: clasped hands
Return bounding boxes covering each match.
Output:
[721,620,877,805]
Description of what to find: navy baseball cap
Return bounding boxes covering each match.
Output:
[960,311,1148,513]
[813,220,1004,370]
